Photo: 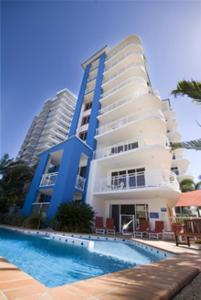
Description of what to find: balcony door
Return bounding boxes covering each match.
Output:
[111,168,145,190]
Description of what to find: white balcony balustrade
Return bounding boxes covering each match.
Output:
[105,45,143,70]
[106,37,142,60]
[32,202,50,215]
[102,76,146,99]
[96,110,165,136]
[95,171,179,193]
[99,91,147,115]
[40,172,58,187]
[75,175,86,191]
[104,61,145,83]
[94,135,169,159]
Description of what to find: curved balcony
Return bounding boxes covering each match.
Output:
[94,135,169,160]
[102,65,147,94]
[167,130,181,143]
[101,76,147,101]
[106,41,143,70]
[100,77,148,106]
[98,92,161,122]
[96,110,165,137]
[104,50,144,77]
[94,170,180,195]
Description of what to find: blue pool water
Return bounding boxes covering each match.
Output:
[0,228,163,287]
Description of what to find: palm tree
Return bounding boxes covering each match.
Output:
[171,80,201,151]
[171,80,201,105]
[179,179,196,192]
[179,179,201,192]
[0,160,35,212]
[0,153,13,174]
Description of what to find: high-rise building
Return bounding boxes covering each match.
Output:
[17,89,76,165]
[22,36,189,231]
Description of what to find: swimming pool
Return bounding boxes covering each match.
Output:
[0,228,171,287]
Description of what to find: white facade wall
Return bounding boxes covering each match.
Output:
[83,35,189,231]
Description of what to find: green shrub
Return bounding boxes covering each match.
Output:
[52,202,94,233]
[23,214,44,229]
[0,213,25,226]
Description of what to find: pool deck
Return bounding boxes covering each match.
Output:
[0,232,201,300]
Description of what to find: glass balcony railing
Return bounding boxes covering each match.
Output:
[94,135,169,159]
[95,171,179,193]
[32,202,50,216]
[103,63,145,86]
[99,91,146,115]
[96,110,165,136]
[101,76,146,100]
[40,172,58,187]
[75,175,86,191]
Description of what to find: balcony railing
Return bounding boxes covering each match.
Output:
[40,172,58,187]
[32,202,50,216]
[103,63,145,87]
[101,76,146,99]
[106,42,143,65]
[75,175,86,191]
[99,92,146,115]
[94,171,179,193]
[96,110,165,136]
[105,50,143,73]
[94,135,169,159]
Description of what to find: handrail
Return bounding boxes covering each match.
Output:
[106,41,143,63]
[75,175,86,191]
[99,92,147,115]
[101,76,146,100]
[96,109,165,136]
[40,172,58,187]
[103,63,145,87]
[94,135,169,159]
[95,171,179,193]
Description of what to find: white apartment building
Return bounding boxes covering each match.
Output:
[81,36,189,231]
[23,35,189,230]
[17,88,76,166]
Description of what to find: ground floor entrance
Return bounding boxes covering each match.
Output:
[111,204,149,233]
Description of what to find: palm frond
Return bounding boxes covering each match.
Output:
[171,80,201,105]
[171,139,201,151]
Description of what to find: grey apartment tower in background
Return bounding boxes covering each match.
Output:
[17,88,76,166]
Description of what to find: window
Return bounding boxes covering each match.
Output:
[81,115,90,126]
[111,141,138,155]
[111,168,145,189]
[171,167,179,175]
[79,166,87,177]
[84,102,92,111]
[79,131,87,141]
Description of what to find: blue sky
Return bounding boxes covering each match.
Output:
[1,0,201,180]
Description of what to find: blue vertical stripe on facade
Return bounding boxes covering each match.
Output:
[22,51,106,220]
[46,138,93,221]
[68,64,91,137]
[22,152,49,215]
[86,53,106,149]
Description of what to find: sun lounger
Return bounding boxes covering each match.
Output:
[106,218,115,235]
[149,220,164,239]
[95,216,105,234]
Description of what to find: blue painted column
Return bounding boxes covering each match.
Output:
[81,157,91,203]
[21,152,49,216]
[86,53,106,149]
[68,64,91,137]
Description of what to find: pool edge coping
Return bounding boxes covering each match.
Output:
[0,225,201,300]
